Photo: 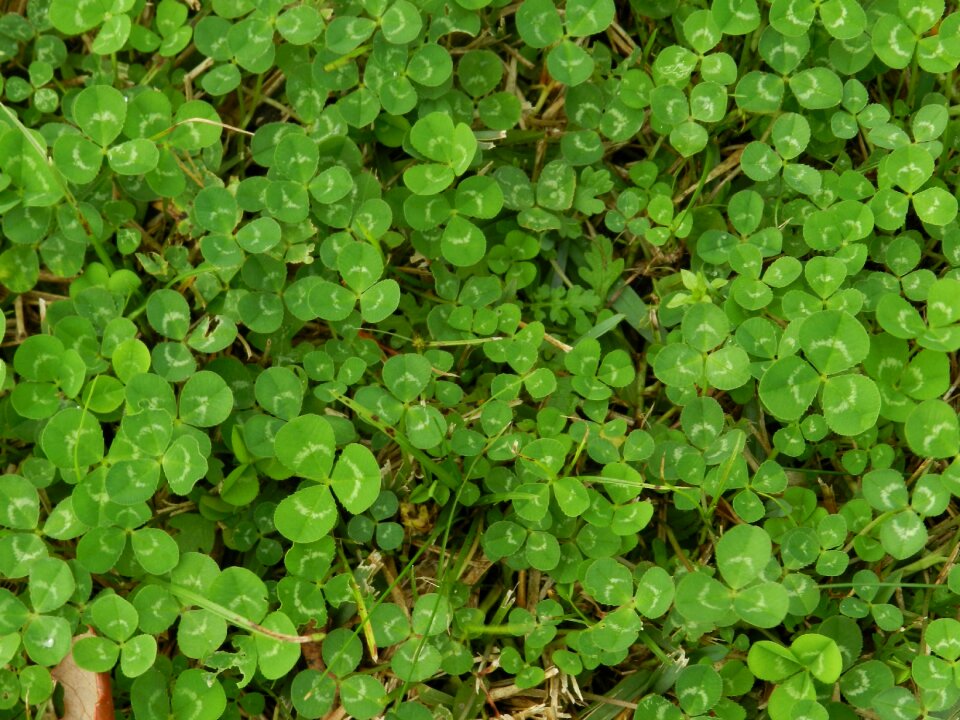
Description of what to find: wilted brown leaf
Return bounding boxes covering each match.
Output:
[50,631,114,720]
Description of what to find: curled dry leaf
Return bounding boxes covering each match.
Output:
[50,631,115,720]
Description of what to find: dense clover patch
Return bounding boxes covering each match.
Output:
[1,0,960,718]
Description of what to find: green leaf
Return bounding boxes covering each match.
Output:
[306,280,357,322]
[337,242,382,293]
[146,289,191,341]
[22,615,71,666]
[108,139,159,175]
[381,0,422,43]
[740,142,782,181]
[455,176,504,219]
[547,41,595,86]
[0,474,39,530]
[41,408,104,469]
[73,636,120,672]
[274,414,336,480]
[341,675,388,720]
[441,215,486,267]
[885,145,933,194]
[121,635,158,678]
[310,166,354,204]
[330,443,380,515]
[566,0,615,36]
[525,530,561,570]
[735,72,784,113]
[791,634,843,683]
[383,354,432,403]
[29,557,75,613]
[716,524,771,589]
[73,85,127,146]
[705,346,750,390]
[554,476,590,516]
[675,571,731,623]
[49,0,111,34]
[840,661,896,708]
[748,640,802,682]
[670,122,709,157]
[735,582,790,628]
[404,163,456,195]
[799,310,870,375]
[904,399,960,458]
[107,459,161,505]
[684,9,722,53]
[179,371,234,427]
[391,638,442,682]
[582,557,633,605]
[131,527,180,574]
[790,68,842,109]
[925,278,960,327]
[326,16,376,54]
[516,0,563,47]
[91,594,140,642]
[769,0,815,36]
[675,665,723,715]
[291,670,337,717]
[759,356,820,421]
[412,594,452,636]
[275,485,338,543]
[53,135,102,184]
[255,612,302,679]
[0,130,62,207]
[820,0,867,39]
[171,670,226,720]
[872,14,916,69]
[194,186,238,233]
[208,567,268,623]
[821,374,880,436]
[360,279,401,323]
[712,0,761,33]
[913,187,958,226]
[409,112,476,175]
[653,343,703,388]
[925,618,960,661]
[876,294,925,339]
[178,609,227,658]
[255,367,303,421]
[275,134,319,183]
[634,566,675,618]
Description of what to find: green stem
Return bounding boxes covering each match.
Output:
[898,554,949,577]
[461,623,538,635]
[323,44,372,72]
[158,581,326,644]
[637,629,673,666]
[842,511,894,553]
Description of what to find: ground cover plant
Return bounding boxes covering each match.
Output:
[3,0,960,718]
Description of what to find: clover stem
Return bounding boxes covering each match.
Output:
[323,44,373,72]
[424,336,504,346]
[158,580,326,644]
[461,623,542,635]
[842,510,894,553]
[664,525,694,573]
[898,553,948,577]
[636,629,672,666]
[336,540,379,661]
